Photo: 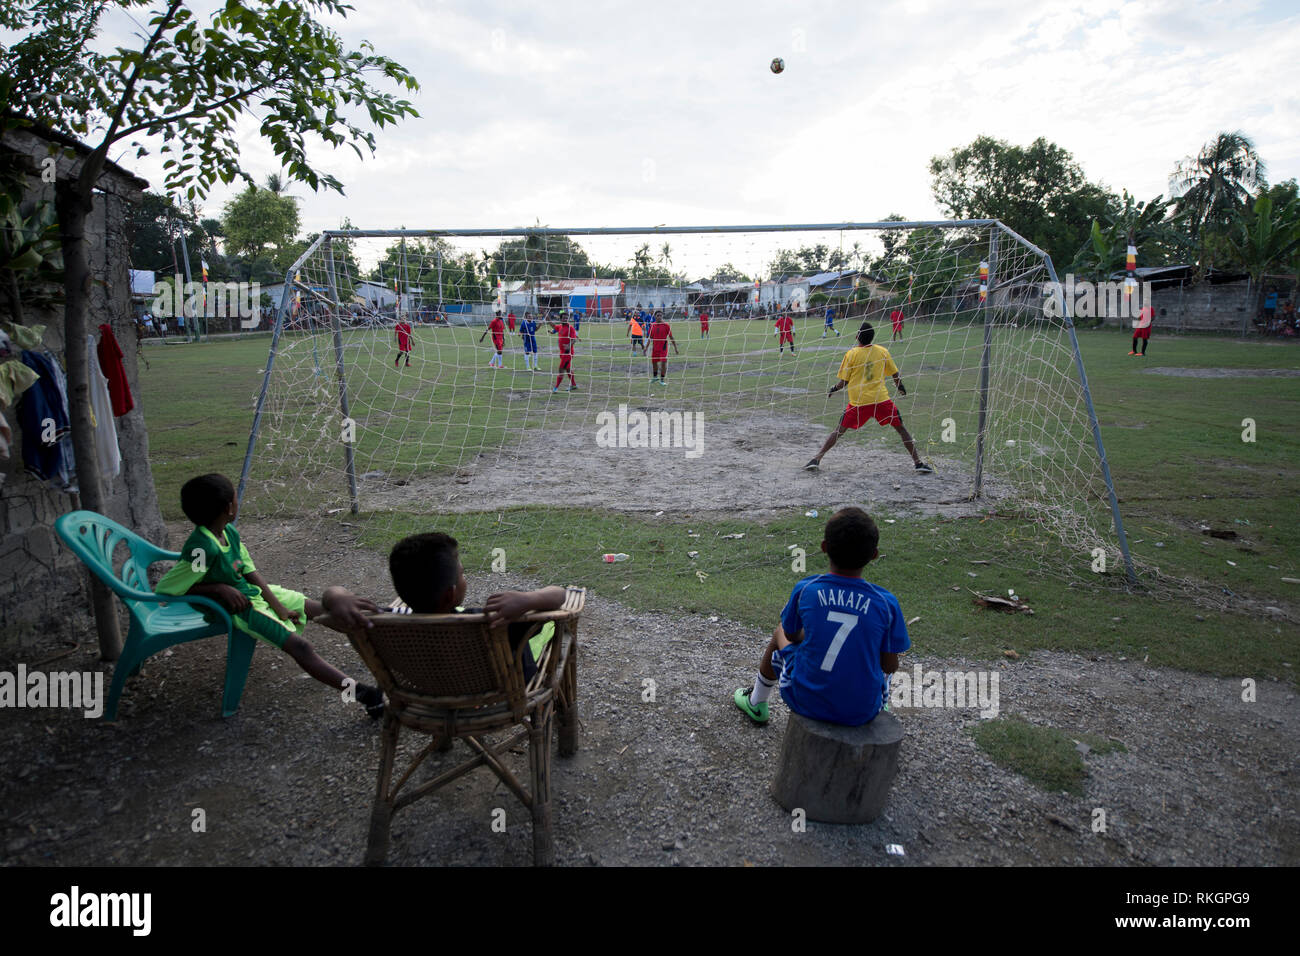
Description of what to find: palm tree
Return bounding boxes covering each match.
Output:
[631,243,651,282]
[1170,132,1265,248]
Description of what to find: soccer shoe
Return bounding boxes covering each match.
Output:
[1128,351,1136,355]
[569,384,579,391]
[552,386,559,393]
[915,461,935,474]
[803,458,820,472]
[733,688,769,724]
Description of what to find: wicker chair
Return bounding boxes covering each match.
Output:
[340,587,584,866]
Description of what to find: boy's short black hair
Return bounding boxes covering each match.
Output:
[180,473,236,526]
[823,507,879,570]
[389,533,460,612]
[857,321,876,346]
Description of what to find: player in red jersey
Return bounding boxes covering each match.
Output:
[774,310,796,354]
[548,318,579,392]
[699,309,710,339]
[479,315,506,368]
[890,308,905,341]
[647,313,679,385]
[394,319,413,368]
[507,311,517,333]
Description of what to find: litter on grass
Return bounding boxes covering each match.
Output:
[972,590,1034,614]
[886,844,905,857]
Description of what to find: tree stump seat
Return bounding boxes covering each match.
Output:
[771,709,904,824]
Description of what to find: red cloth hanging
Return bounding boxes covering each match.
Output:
[97,324,134,416]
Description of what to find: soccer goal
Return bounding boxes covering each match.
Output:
[237,221,1135,586]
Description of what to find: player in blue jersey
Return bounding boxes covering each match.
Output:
[733,507,908,726]
[519,313,540,371]
[822,304,841,338]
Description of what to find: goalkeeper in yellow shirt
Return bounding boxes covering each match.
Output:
[804,321,934,474]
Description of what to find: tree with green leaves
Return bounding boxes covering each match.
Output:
[127,191,202,274]
[1225,192,1300,326]
[1070,191,1189,280]
[930,136,1115,267]
[1,0,417,658]
[0,105,63,323]
[491,233,594,280]
[710,263,750,283]
[1170,131,1265,252]
[220,184,301,268]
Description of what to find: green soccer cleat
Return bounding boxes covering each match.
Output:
[733,687,769,724]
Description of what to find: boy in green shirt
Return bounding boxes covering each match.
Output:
[155,473,385,716]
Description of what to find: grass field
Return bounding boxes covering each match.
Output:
[137,319,1300,684]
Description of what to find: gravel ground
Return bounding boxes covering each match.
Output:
[1,517,1296,867]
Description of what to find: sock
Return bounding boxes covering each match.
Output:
[750,673,776,704]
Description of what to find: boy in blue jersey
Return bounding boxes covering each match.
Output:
[519,313,539,371]
[822,305,840,338]
[733,507,908,726]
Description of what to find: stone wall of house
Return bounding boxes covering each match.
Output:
[1,130,164,652]
[1093,278,1288,334]
[1149,280,1255,333]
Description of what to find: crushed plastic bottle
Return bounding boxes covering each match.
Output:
[602,553,630,563]
[805,510,819,517]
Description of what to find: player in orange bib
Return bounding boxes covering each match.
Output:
[805,321,933,474]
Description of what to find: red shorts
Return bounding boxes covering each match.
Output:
[701,320,709,330]
[1132,325,1151,340]
[840,400,901,429]
[558,354,572,371]
[651,348,668,360]
[492,335,504,349]
[778,332,794,344]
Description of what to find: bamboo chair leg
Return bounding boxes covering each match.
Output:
[557,646,579,758]
[366,716,401,866]
[529,703,556,867]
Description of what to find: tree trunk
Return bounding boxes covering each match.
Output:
[54,180,122,661]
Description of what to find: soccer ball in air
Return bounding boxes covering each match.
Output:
[770,57,784,74]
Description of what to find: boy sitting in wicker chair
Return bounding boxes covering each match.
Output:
[387,532,569,680]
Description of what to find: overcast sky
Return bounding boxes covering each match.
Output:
[90,0,1300,270]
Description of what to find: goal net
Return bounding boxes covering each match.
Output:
[238,222,1134,588]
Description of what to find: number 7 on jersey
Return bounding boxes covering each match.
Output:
[821,606,867,671]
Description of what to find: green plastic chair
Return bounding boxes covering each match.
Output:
[54,510,256,720]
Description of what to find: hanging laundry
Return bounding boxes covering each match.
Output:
[88,334,121,478]
[17,349,76,490]
[96,323,134,416]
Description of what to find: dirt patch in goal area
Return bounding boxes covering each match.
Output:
[1141,367,1300,378]
[363,411,1006,519]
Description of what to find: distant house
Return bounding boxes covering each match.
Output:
[354,279,397,310]
[507,278,625,314]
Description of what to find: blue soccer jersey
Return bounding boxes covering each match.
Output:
[777,573,910,725]
[520,318,538,352]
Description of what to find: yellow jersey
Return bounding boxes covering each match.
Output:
[837,344,898,406]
